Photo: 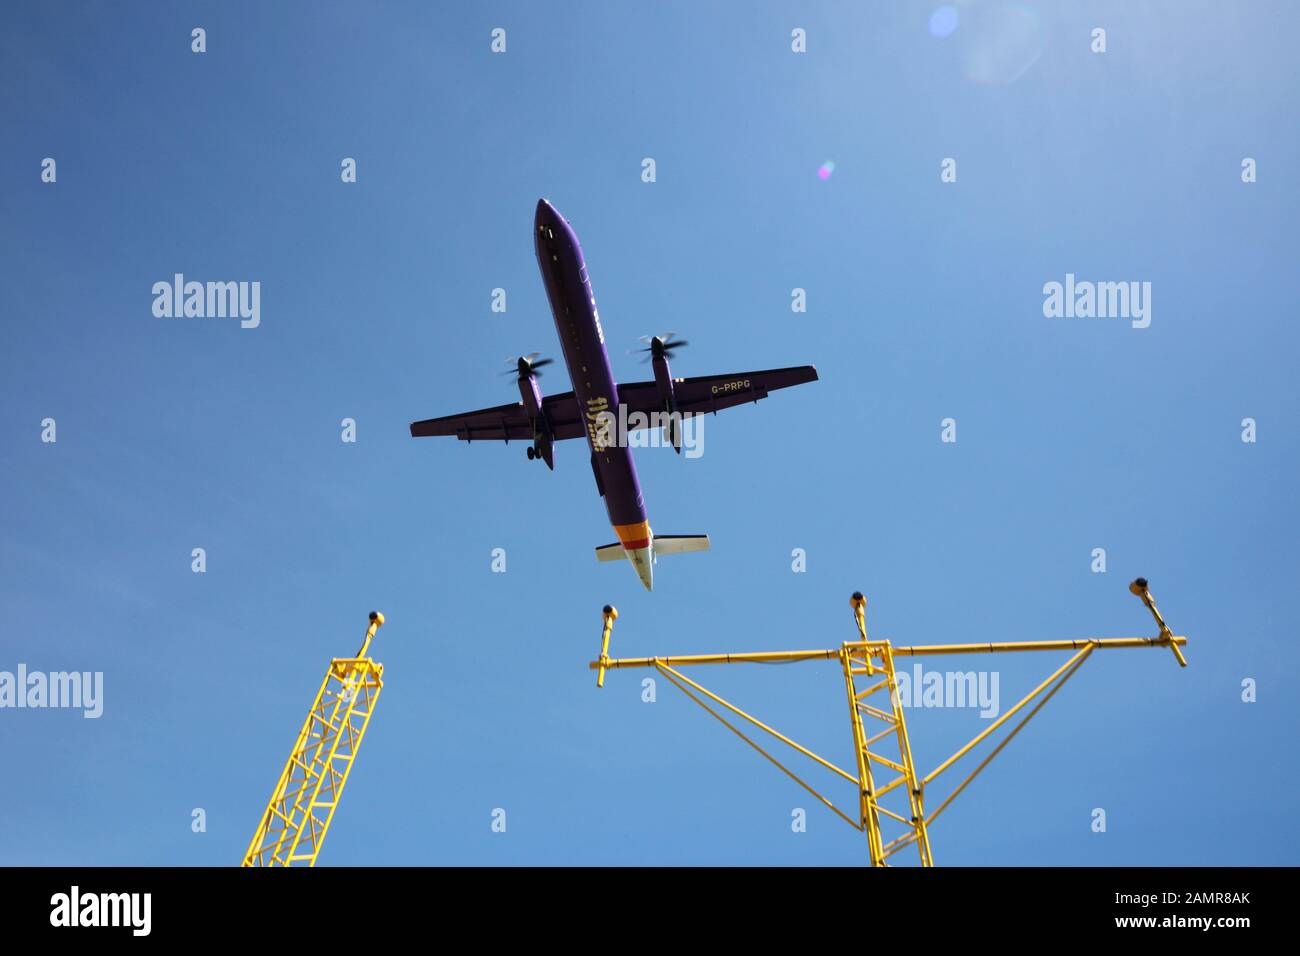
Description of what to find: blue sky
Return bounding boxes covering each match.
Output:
[1,1,1296,866]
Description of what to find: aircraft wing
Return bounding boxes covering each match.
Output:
[615,365,818,419]
[410,366,817,441]
[409,392,585,441]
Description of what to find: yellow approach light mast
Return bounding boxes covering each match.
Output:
[242,611,386,867]
[591,579,1187,866]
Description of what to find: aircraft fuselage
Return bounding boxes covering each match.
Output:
[533,199,654,589]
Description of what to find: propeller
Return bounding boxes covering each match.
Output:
[500,352,555,378]
[630,332,690,363]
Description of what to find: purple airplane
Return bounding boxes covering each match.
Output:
[410,198,817,590]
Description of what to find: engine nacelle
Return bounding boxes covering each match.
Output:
[517,366,544,419]
[516,368,554,469]
[651,353,682,454]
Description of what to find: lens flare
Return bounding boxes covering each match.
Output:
[929,5,959,39]
[817,161,836,180]
[963,4,1041,85]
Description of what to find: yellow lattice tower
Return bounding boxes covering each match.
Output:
[242,611,386,867]
[591,580,1187,866]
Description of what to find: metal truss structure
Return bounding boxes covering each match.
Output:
[242,611,386,867]
[591,580,1186,866]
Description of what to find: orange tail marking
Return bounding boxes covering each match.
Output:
[613,520,651,551]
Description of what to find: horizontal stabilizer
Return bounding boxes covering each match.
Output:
[595,542,626,562]
[594,534,711,563]
[653,534,710,556]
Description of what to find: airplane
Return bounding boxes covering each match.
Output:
[410,198,817,591]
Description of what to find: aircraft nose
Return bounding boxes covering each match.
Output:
[535,198,557,227]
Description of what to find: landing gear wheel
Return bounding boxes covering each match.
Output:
[527,446,536,460]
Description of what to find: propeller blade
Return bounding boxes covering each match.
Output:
[501,353,553,377]
[634,334,688,348]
